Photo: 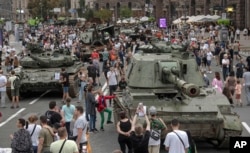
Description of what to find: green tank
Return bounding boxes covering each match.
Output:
[113,41,242,148]
[6,44,83,99]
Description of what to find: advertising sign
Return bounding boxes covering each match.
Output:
[159,18,167,28]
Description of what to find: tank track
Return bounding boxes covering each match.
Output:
[217,129,241,148]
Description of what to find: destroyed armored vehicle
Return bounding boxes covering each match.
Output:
[113,42,242,148]
[6,44,83,99]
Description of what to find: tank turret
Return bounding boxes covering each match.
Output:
[162,67,200,97]
[113,41,242,149]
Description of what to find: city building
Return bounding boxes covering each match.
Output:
[12,0,29,22]
[94,0,250,29]
[0,0,12,20]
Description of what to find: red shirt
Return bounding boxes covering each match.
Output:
[97,95,115,112]
[91,51,99,59]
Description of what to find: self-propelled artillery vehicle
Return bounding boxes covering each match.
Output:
[6,44,83,99]
[113,41,242,148]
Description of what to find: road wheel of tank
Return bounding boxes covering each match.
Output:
[69,74,79,98]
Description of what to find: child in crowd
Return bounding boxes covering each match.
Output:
[235,79,242,107]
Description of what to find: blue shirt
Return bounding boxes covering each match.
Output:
[62,104,75,122]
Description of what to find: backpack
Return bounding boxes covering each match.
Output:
[13,129,32,152]
[13,76,21,89]
[45,110,54,126]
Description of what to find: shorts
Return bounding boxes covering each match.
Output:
[207,60,212,66]
[235,94,241,99]
[63,87,69,92]
[234,51,239,55]
[11,88,20,97]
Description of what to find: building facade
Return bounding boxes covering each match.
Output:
[0,0,12,20]
[12,0,29,22]
[93,0,250,29]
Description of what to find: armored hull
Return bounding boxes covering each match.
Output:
[113,42,242,148]
[6,46,83,99]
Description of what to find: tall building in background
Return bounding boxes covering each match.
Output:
[0,0,12,20]
[12,0,29,22]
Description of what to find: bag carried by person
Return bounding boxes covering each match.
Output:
[150,129,161,141]
[13,76,21,89]
[13,129,32,152]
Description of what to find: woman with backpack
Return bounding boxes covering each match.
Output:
[10,118,33,153]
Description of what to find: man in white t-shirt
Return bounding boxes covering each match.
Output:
[107,66,118,106]
[164,119,189,153]
[0,70,7,108]
[243,28,248,40]
[206,49,213,73]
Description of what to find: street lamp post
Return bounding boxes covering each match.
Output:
[19,0,21,21]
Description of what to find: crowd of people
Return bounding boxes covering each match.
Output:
[1,20,250,153]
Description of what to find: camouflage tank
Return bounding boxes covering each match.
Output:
[6,44,83,99]
[113,41,242,148]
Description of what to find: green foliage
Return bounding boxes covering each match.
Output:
[28,0,63,18]
[84,9,94,20]
[217,19,230,26]
[148,17,155,22]
[94,9,112,21]
[120,7,133,18]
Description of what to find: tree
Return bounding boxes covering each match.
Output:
[27,0,63,19]
[120,7,133,18]
[94,9,112,22]
[84,8,94,21]
[77,0,85,17]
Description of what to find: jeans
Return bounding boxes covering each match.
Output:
[33,146,38,153]
[222,67,229,81]
[118,136,132,153]
[65,122,71,136]
[109,85,117,105]
[79,82,86,102]
[100,108,112,128]
[0,91,6,107]
[245,86,250,105]
[89,114,96,130]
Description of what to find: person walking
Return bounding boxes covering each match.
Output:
[0,70,7,108]
[222,54,230,81]
[116,111,132,153]
[235,79,242,107]
[164,119,189,153]
[243,69,250,106]
[148,106,167,153]
[50,127,78,153]
[78,69,87,103]
[72,106,88,152]
[86,86,98,132]
[38,115,55,153]
[60,68,69,103]
[225,71,237,96]
[212,72,223,93]
[235,58,246,82]
[10,118,33,153]
[61,97,76,137]
[107,66,118,106]
[97,91,115,131]
[8,70,20,109]
[26,115,42,153]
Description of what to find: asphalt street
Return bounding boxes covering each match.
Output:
[0,34,250,153]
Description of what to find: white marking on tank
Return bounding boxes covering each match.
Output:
[0,108,26,127]
[242,122,250,135]
[29,90,51,105]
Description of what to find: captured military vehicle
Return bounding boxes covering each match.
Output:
[6,44,83,99]
[79,24,115,62]
[113,41,242,148]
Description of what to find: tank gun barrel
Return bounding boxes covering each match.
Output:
[162,67,200,97]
